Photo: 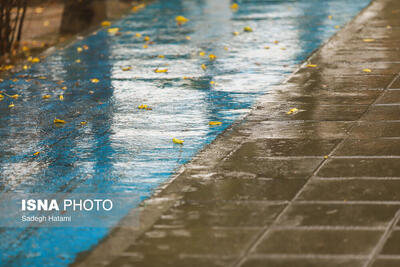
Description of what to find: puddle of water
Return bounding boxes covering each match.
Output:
[0,0,370,266]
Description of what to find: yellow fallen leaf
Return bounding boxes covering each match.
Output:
[91,78,100,83]
[31,57,40,63]
[107,28,119,34]
[10,94,19,99]
[22,46,29,52]
[243,26,253,32]
[264,46,270,49]
[122,66,132,71]
[0,94,3,99]
[185,36,191,40]
[8,103,15,108]
[172,138,184,144]
[33,151,40,156]
[209,121,222,126]
[201,64,207,70]
[77,47,83,52]
[387,25,392,29]
[154,68,168,73]
[335,25,340,29]
[287,108,299,115]
[224,46,229,51]
[83,45,89,50]
[158,55,165,58]
[280,47,286,50]
[328,15,333,20]
[101,21,111,27]
[307,64,317,68]
[59,95,64,101]
[23,65,29,70]
[80,121,87,126]
[363,68,372,73]
[210,81,215,85]
[143,44,148,48]
[62,86,67,90]
[233,31,239,36]
[43,20,49,27]
[231,3,239,9]
[209,54,217,60]
[54,118,66,124]
[75,59,81,63]
[42,95,51,99]
[39,76,46,80]
[176,16,189,23]
[199,51,206,56]
[324,155,329,159]
[363,38,375,42]
[135,33,142,38]
[274,40,279,44]
[12,78,18,82]
[144,36,150,41]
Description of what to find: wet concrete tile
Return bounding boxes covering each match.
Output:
[154,201,286,228]
[235,139,339,157]
[125,227,260,256]
[380,230,400,255]
[335,139,400,156]
[254,229,382,255]
[221,157,322,179]
[108,254,236,267]
[390,76,400,89]
[251,103,367,121]
[259,88,380,105]
[240,257,366,267]
[350,121,400,138]
[377,90,400,104]
[363,105,400,120]
[317,158,400,177]
[276,203,399,227]
[182,178,306,201]
[298,179,400,201]
[371,258,400,267]
[241,121,354,140]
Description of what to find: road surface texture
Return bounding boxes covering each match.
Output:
[74,0,400,266]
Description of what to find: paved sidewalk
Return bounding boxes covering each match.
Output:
[74,0,400,266]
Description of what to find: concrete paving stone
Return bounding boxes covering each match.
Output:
[124,227,260,256]
[108,254,236,267]
[349,121,400,138]
[250,103,368,121]
[238,121,354,140]
[298,179,400,201]
[377,90,400,104]
[235,139,339,157]
[181,177,306,201]
[380,230,400,255]
[276,203,400,227]
[254,229,382,255]
[335,139,400,156]
[363,105,400,120]
[317,158,400,177]
[152,201,287,228]
[371,258,400,267]
[390,76,400,89]
[259,89,381,105]
[240,257,366,267]
[221,156,322,179]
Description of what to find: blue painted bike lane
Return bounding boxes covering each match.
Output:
[0,0,370,266]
